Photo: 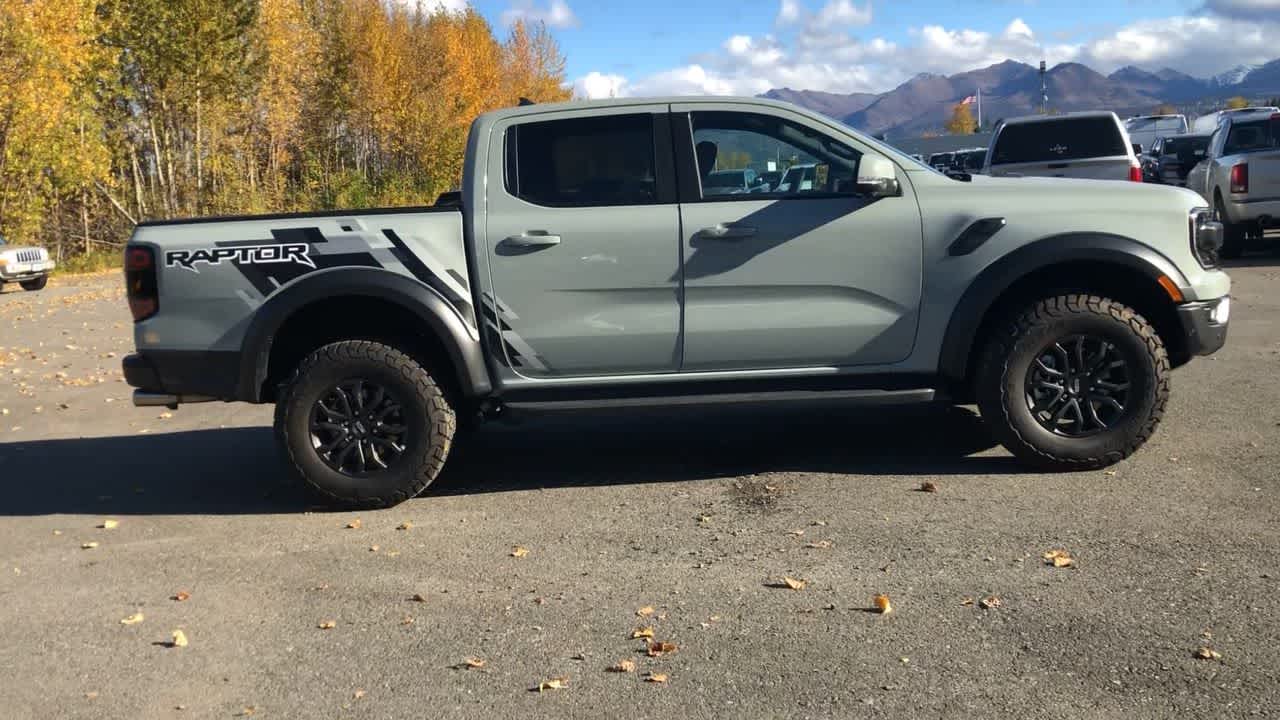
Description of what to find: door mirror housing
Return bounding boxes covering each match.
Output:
[856,155,901,198]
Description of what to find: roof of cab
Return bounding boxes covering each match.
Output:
[998,110,1121,126]
[476,95,806,123]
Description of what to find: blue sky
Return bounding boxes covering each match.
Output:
[437,0,1280,97]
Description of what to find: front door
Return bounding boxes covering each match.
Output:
[483,107,682,378]
[672,105,923,371]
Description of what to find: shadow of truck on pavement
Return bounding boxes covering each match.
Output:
[0,404,1016,516]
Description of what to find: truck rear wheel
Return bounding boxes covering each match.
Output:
[975,294,1169,470]
[1216,197,1246,259]
[274,340,456,508]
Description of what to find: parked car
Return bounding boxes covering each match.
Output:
[122,95,1230,507]
[1125,114,1189,154]
[703,168,761,196]
[1141,133,1212,186]
[955,148,987,173]
[1186,111,1280,257]
[928,152,955,170]
[0,235,55,292]
[984,112,1143,181]
[1191,106,1280,134]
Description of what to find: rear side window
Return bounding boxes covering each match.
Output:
[1161,136,1210,158]
[1223,119,1279,156]
[991,117,1127,164]
[505,114,657,207]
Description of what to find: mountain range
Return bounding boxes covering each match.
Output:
[762,59,1280,137]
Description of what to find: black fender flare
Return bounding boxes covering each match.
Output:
[236,267,491,401]
[937,232,1193,383]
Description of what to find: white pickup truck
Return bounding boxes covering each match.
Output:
[1187,110,1280,257]
[0,236,54,292]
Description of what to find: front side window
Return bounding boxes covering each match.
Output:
[690,112,863,199]
[506,113,657,207]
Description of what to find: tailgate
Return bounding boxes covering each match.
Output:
[991,156,1130,181]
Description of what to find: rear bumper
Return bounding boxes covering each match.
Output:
[1225,196,1280,225]
[1176,297,1229,357]
[123,350,241,401]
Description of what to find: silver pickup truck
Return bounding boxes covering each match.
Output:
[1187,110,1280,257]
[0,236,54,292]
[122,96,1231,508]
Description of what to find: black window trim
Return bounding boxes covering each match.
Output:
[502,110,676,209]
[671,110,867,204]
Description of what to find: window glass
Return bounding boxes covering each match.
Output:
[506,114,657,207]
[1161,136,1210,160]
[1223,119,1279,156]
[690,112,863,199]
[991,117,1127,164]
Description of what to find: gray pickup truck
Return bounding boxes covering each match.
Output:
[122,97,1231,507]
[1186,110,1280,257]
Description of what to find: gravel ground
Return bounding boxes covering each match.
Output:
[0,263,1278,719]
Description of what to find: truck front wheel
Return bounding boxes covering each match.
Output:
[20,276,47,291]
[274,340,457,508]
[975,294,1169,470]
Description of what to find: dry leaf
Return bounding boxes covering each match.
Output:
[787,529,805,536]
[172,591,190,602]
[919,481,938,493]
[537,677,568,692]
[631,627,655,639]
[99,519,119,530]
[81,542,98,549]
[805,540,833,549]
[1195,647,1222,660]
[170,630,189,648]
[782,576,806,590]
[410,593,427,603]
[960,597,975,606]
[980,595,1002,609]
[463,657,486,669]
[401,616,415,626]
[318,620,336,630]
[396,522,412,530]
[646,641,677,657]
[353,689,366,699]
[345,519,362,529]
[234,708,255,717]
[873,594,893,614]
[1043,549,1075,568]
[120,612,144,625]
[645,672,669,683]
[636,606,655,617]
[511,545,529,558]
[369,545,380,552]
[607,659,636,673]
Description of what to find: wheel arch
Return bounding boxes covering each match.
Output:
[938,233,1194,395]
[238,267,491,403]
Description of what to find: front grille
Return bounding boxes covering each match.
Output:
[16,249,42,263]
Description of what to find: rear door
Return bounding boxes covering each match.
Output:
[671,104,923,371]
[481,105,682,378]
[989,117,1131,180]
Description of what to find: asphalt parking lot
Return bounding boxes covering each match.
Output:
[1,261,1278,719]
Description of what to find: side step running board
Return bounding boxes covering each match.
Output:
[503,388,937,413]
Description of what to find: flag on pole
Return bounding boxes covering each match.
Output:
[960,95,977,105]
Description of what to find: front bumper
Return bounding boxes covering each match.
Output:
[1177,297,1229,357]
[0,261,54,282]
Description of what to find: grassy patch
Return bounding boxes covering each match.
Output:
[54,249,121,276]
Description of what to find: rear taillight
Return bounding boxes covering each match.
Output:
[125,245,158,322]
[1229,163,1248,194]
[1129,164,1143,182]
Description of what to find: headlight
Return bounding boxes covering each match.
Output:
[1190,208,1222,269]
[1211,297,1230,324]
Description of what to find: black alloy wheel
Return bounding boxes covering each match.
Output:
[310,379,410,476]
[1024,335,1131,438]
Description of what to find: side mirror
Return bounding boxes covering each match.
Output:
[856,155,901,198]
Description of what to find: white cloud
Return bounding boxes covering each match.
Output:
[777,0,802,25]
[573,71,627,99]
[1202,0,1280,19]
[501,0,578,29]
[815,0,872,27]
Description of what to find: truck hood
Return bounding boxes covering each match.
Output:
[959,173,1206,213]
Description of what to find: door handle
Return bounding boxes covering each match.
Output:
[504,232,561,248]
[697,224,757,240]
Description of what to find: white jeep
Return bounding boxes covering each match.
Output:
[0,236,55,292]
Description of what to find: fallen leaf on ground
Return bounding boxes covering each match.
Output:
[353,689,366,699]
[510,545,529,558]
[873,594,893,614]
[646,641,678,657]
[401,616,415,625]
[318,620,336,630]
[172,591,190,602]
[170,630,188,648]
[536,677,568,692]
[396,522,412,530]
[81,542,98,549]
[120,612,144,625]
[1195,647,1222,660]
[1043,549,1075,568]
[787,529,805,536]
[782,576,806,590]
[636,606,655,617]
[631,627,655,639]
[369,545,380,552]
[645,672,669,683]
[919,481,938,493]
[463,657,486,669]
[805,540,833,549]
[410,593,427,602]
[234,707,255,717]
[960,597,975,606]
[99,519,119,530]
[607,659,636,673]
[345,519,362,529]
[980,595,1002,609]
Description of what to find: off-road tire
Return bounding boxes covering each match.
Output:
[20,276,47,291]
[274,340,456,508]
[975,294,1169,470]
[1216,197,1246,259]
